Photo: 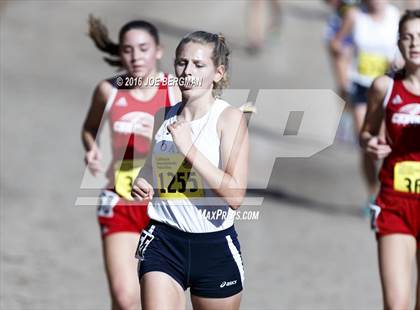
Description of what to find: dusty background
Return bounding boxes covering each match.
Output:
[1,1,415,309]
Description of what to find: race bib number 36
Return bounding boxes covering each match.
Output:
[357,51,389,79]
[154,154,204,199]
[394,161,420,194]
[114,159,145,200]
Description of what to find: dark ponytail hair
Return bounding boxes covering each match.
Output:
[398,9,420,36]
[88,14,160,68]
[393,9,420,79]
[175,31,230,97]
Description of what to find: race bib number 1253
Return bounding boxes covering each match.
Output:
[154,154,204,199]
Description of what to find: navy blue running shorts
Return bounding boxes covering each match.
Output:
[350,82,369,106]
[136,220,244,298]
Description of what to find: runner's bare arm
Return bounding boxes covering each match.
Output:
[81,80,113,151]
[184,107,249,209]
[360,75,392,159]
[81,80,113,175]
[218,108,249,209]
[330,7,357,55]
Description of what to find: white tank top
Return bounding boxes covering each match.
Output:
[351,4,400,87]
[147,98,236,233]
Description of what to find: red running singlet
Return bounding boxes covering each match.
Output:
[379,77,420,197]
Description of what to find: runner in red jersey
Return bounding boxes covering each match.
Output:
[105,72,176,201]
[99,72,175,236]
[82,16,180,310]
[377,78,420,197]
[360,10,420,310]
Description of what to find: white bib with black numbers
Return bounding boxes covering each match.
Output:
[147,99,236,233]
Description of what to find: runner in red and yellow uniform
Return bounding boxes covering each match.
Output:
[360,10,420,309]
[82,16,179,309]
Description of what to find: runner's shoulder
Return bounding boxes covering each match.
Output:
[93,78,117,105]
[370,75,393,98]
[343,5,358,21]
[221,105,243,119]
[219,104,247,132]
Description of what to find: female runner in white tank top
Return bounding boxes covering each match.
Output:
[331,0,400,206]
[132,31,248,309]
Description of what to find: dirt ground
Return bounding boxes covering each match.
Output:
[1,1,416,309]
